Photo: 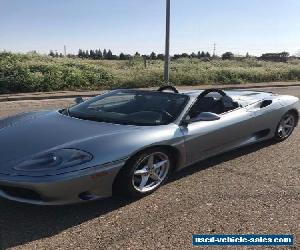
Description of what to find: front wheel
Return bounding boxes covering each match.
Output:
[273,112,297,142]
[113,148,173,198]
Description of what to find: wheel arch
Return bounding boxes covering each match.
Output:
[112,144,183,196]
[128,145,182,171]
[113,144,182,182]
[288,109,299,126]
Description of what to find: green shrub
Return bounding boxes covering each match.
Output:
[0,52,300,94]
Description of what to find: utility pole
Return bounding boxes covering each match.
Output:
[213,43,216,57]
[64,45,67,56]
[164,0,171,84]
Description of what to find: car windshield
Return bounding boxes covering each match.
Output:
[66,90,189,126]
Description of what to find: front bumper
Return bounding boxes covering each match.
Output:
[0,162,124,205]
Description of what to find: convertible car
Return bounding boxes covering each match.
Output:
[0,86,298,205]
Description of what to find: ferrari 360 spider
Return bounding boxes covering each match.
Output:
[0,86,298,205]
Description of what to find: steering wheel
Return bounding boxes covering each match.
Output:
[147,109,174,119]
[157,85,179,94]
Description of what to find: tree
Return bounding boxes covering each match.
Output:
[150,52,156,60]
[142,54,150,60]
[260,52,289,62]
[157,54,164,60]
[90,50,95,59]
[222,52,234,60]
[106,49,113,60]
[103,49,107,59]
[111,54,118,60]
[49,50,55,57]
[119,53,126,60]
[205,52,211,58]
[85,50,89,59]
[78,49,84,58]
[197,51,201,59]
[134,52,140,57]
[95,49,103,60]
[200,51,206,58]
[190,52,197,58]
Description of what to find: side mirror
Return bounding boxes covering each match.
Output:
[74,96,84,104]
[185,112,221,124]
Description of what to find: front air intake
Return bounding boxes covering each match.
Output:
[0,186,42,201]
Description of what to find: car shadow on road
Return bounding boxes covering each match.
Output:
[0,140,275,249]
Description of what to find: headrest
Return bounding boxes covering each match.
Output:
[221,96,235,108]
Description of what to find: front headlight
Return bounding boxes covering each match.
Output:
[14,149,93,171]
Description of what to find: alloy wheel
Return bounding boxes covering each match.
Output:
[132,152,170,193]
[277,113,295,139]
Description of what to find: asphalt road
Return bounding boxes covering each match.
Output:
[0,86,299,250]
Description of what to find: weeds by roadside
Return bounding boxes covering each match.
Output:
[1,52,300,94]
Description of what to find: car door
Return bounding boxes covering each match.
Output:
[181,107,255,165]
[245,99,284,135]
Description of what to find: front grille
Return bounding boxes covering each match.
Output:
[0,186,42,201]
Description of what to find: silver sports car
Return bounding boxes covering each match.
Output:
[0,86,298,205]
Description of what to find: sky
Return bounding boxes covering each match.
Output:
[0,0,300,56]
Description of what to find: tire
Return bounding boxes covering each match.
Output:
[273,111,297,142]
[113,148,174,198]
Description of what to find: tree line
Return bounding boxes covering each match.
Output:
[49,49,212,60]
[221,51,291,62]
[49,49,292,62]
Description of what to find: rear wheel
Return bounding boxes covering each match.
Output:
[274,112,296,141]
[113,148,173,198]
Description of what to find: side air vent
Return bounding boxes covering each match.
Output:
[260,100,272,108]
[253,129,271,139]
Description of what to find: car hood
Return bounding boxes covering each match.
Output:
[0,111,144,176]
